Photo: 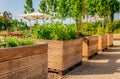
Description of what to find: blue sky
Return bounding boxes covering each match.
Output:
[0,0,119,24]
[0,0,40,17]
[0,0,75,24]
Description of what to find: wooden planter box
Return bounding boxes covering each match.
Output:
[82,35,98,61]
[36,38,83,75]
[0,31,25,38]
[107,34,113,47]
[0,43,48,79]
[8,33,25,38]
[113,34,120,40]
[98,34,107,51]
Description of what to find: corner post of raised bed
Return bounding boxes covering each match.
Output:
[82,36,98,62]
[107,34,113,48]
[98,34,107,53]
[82,37,89,62]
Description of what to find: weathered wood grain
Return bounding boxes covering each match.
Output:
[98,34,107,51]
[82,35,98,60]
[107,34,113,47]
[37,38,83,72]
[113,34,120,40]
[0,43,48,79]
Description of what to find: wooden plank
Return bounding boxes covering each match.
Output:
[113,34,120,40]
[48,61,82,76]
[82,35,98,60]
[98,34,107,52]
[107,34,113,47]
[37,40,63,70]
[63,38,83,70]
[0,43,47,62]
[0,43,48,79]
[37,38,83,72]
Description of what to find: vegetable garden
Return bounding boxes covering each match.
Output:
[0,0,120,79]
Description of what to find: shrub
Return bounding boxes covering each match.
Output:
[33,23,77,40]
[81,22,103,35]
[113,21,120,34]
[22,31,32,38]
[4,37,34,47]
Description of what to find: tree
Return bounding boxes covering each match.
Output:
[24,0,34,32]
[108,0,120,22]
[85,0,97,16]
[24,0,34,14]
[39,0,83,37]
[85,0,120,33]
[38,0,48,13]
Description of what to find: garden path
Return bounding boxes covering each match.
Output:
[64,40,120,79]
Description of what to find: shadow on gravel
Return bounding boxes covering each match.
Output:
[66,46,120,76]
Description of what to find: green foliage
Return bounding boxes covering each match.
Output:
[39,0,84,37]
[22,31,32,38]
[9,19,28,31]
[33,22,77,40]
[113,21,120,34]
[38,0,49,13]
[81,22,103,35]
[85,0,95,16]
[96,24,103,35]
[24,0,34,14]
[86,0,120,21]
[39,0,83,23]
[95,0,110,17]
[108,0,120,21]
[0,12,28,31]
[4,37,34,47]
[104,21,112,33]
[0,16,7,31]
[81,21,120,35]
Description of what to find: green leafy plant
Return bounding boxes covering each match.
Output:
[81,22,103,35]
[33,22,77,40]
[4,37,34,47]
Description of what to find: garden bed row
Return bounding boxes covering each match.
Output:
[36,34,113,76]
[0,34,113,79]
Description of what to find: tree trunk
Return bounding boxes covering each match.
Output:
[76,15,82,38]
[110,14,114,32]
[110,14,114,22]
[86,14,89,22]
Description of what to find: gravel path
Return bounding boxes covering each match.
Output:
[49,41,120,79]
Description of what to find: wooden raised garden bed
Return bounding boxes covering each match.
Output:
[82,35,98,61]
[107,34,113,47]
[36,38,83,75]
[113,34,120,40]
[98,34,107,52]
[8,32,24,38]
[0,43,48,79]
[0,31,24,38]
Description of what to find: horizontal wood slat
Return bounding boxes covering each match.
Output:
[113,34,120,40]
[37,38,83,71]
[82,35,98,59]
[0,43,48,79]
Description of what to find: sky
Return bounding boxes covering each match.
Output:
[0,0,40,18]
[0,0,119,25]
[0,0,50,25]
[0,0,75,25]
